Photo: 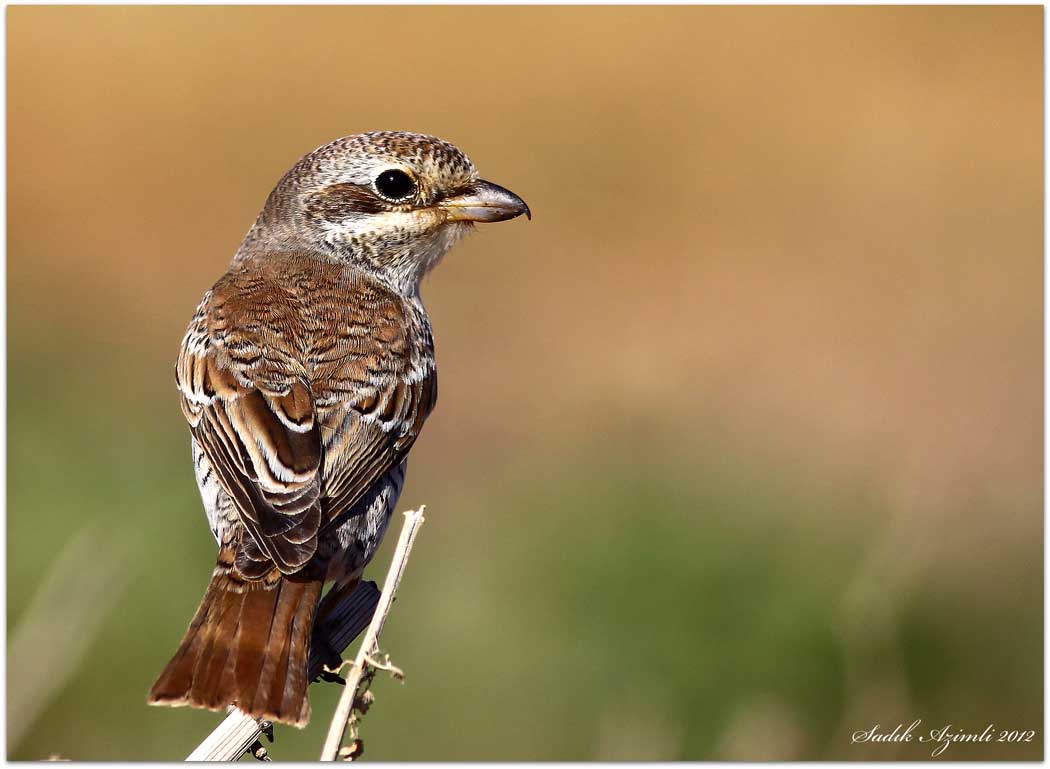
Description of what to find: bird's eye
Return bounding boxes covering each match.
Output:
[374,169,416,201]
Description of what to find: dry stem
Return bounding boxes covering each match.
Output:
[319,506,427,761]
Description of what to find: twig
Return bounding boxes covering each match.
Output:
[320,506,427,761]
[186,580,382,761]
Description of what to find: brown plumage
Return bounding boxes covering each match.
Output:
[149,548,322,725]
[149,132,529,726]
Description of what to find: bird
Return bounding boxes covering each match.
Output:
[148,131,529,727]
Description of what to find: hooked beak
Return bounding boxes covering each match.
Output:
[439,180,531,223]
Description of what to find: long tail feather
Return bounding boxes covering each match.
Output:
[148,563,323,727]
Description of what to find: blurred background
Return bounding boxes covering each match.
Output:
[7,5,1042,761]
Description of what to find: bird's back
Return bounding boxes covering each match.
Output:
[198,251,437,533]
[207,252,427,394]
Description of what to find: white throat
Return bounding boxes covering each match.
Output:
[322,214,473,297]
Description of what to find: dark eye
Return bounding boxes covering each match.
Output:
[374,169,416,201]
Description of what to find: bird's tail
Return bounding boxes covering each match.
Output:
[148,559,323,727]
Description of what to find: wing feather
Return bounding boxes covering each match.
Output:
[177,258,437,580]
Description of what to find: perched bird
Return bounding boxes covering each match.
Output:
[148,131,529,726]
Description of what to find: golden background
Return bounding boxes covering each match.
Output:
[7,5,1043,760]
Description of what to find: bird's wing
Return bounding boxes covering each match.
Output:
[177,287,322,577]
[317,351,437,527]
[309,271,438,528]
[177,265,436,579]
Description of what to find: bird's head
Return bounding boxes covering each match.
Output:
[239,131,530,295]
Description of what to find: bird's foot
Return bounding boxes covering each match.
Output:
[248,721,274,761]
[312,635,346,685]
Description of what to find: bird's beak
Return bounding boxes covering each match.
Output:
[439,180,531,223]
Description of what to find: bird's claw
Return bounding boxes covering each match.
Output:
[311,633,346,684]
[318,669,347,686]
[248,740,272,761]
